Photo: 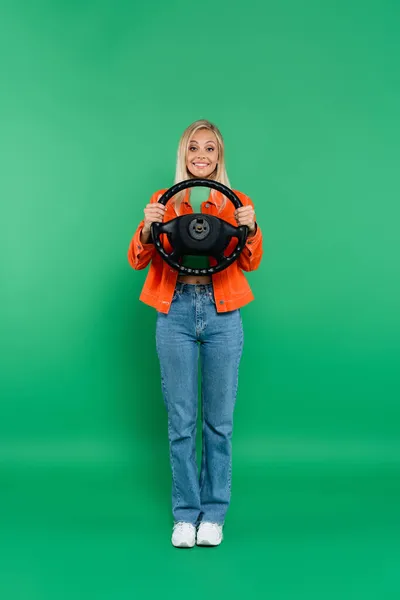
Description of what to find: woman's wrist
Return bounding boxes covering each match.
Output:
[140,226,152,244]
[247,223,257,238]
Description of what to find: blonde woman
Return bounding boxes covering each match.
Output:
[128,120,263,547]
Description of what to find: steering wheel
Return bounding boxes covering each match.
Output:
[150,179,249,275]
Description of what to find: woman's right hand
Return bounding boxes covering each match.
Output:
[142,203,166,233]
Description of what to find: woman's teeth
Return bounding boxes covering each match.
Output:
[194,163,209,167]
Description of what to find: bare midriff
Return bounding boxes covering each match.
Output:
[177,274,212,284]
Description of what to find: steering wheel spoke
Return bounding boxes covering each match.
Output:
[220,221,239,238]
[156,219,177,235]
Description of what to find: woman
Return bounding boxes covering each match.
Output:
[128,119,263,547]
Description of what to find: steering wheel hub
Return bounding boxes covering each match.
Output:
[189,217,210,241]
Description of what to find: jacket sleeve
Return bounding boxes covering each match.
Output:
[127,191,160,271]
[237,196,263,272]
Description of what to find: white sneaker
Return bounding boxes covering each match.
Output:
[196,522,223,546]
[171,522,196,548]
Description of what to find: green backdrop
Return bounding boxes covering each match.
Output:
[1,1,399,598]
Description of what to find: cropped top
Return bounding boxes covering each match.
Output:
[180,187,210,270]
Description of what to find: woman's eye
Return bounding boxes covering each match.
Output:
[188,146,214,152]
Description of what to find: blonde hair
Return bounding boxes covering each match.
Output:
[172,119,231,215]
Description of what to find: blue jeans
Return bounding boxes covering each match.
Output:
[156,282,244,525]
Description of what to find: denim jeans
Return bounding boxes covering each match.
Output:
[155,281,244,526]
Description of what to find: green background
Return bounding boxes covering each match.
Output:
[1,0,399,598]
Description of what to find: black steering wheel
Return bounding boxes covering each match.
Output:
[150,179,249,275]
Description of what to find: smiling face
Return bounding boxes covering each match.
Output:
[186,128,219,179]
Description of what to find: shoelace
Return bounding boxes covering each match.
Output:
[199,522,222,533]
[174,521,193,532]
[173,521,221,532]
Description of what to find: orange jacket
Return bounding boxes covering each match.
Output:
[128,187,263,313]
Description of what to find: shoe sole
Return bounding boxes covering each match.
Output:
[196,537,222,546]
[172,540,195,548]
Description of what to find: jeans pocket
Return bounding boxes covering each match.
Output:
[171,289,181,303]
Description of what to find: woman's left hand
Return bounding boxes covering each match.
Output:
[234,206,256,233]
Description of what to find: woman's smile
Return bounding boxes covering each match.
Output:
[192,162,210,169]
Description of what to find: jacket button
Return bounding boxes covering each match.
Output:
[219,300,224,305]
[205,203,210,208]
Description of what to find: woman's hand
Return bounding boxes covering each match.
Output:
[234,206,256,234]
[143,203,166,233]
